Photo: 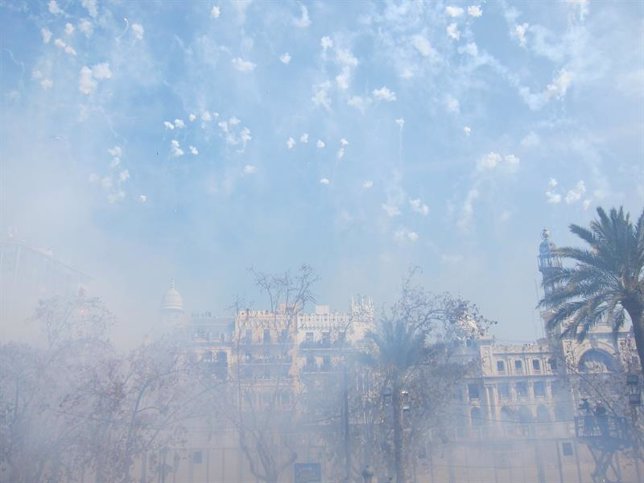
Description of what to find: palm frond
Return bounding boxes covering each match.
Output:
[540,207,643,369]
[569,224,597,247]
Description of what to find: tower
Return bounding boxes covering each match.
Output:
[538,229,564,342]
[537,229,561,297]
[160,279,186,329]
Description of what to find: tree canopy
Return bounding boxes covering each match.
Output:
[539,206,644,374]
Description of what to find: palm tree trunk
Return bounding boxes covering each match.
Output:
[626,303,644,375]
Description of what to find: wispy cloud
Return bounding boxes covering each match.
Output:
[445,6,464,17]
[279,53,291,64]
[231,57,256,72]
[394,228,419,243]
[293,5,311,28]
[372,86,397,102]
[409,198,429,216]
[312,81,332,110]
[132,23,144,41]
[467,5,483,17]
[79,63,112,94]
[564,180,586,204]
[48,0,63,15]
[170,140,184,157]
[457,188,480,231]
[476,152,520,172]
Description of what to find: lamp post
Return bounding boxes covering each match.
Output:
[626,374,641,406]
[626,373,641,482]
[382,386,409,483]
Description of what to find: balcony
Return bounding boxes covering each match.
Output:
[239,354,292,364]
[299,339,333,350]
[574,416,628,442]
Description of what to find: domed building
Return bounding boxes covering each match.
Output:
[160,279,186,328]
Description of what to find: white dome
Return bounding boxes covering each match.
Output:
[161,280,184,312]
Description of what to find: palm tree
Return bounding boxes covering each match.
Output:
[539,206,644,374]
[360,319,427,483]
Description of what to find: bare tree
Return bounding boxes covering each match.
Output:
[204,265,317,483]
[74,335,196,483]
[0,293,198,483]
[0,292,114,483]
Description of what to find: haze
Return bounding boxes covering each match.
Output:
[1,0,643,344]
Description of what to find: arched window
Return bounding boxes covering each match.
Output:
[578,349,616,373]
[500,406,515,434]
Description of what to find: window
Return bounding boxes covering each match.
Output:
[532,359,541,372]
[468,383,480,400]
[279,329,288,343]
[516,382,528,398]
[305,331,314,342]
[534,381,546,397]
[561,442,574,456]
[549,358,558,370]
[321,331,331,346]
[193,451,203,464]
[263,328,271,343]
[496,360,506,373]
[514,360,523,373]
[498,383,510,399]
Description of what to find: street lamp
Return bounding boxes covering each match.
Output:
[382,387,393,405]
[626,373,641,482]
[626,374,641,406]
[401,390,411,413]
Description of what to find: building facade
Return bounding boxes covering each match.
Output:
[146,230,641,483]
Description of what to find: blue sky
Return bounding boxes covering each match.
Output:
[1,0,643,342]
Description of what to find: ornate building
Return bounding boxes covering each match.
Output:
[146,230,640,483]
[432,229,640,483]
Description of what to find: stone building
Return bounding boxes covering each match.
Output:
[147,229,640,483]
[429,229,641,483]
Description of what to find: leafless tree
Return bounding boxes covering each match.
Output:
[0,292,113,483]
[0,293,198,483]
[204,265,317,483]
